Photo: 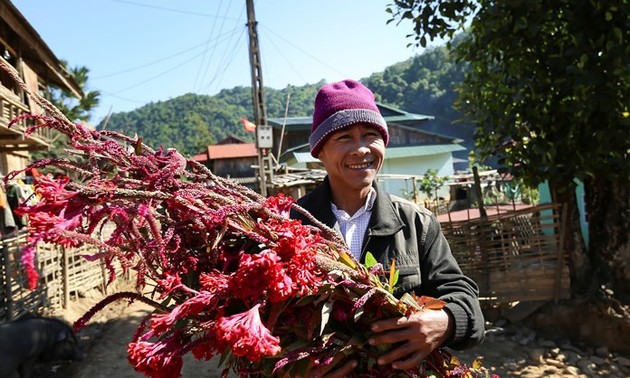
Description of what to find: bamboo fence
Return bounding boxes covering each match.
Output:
[442,203,571,303]
[0,229,123,321]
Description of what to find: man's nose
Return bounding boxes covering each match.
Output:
[350,139,370,154]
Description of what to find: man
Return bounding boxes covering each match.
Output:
[291,79,485,376]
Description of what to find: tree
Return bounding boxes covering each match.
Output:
[50,61,100,123]
[32,62,101,162]
[387,1,630,304]
[416,168,449,210]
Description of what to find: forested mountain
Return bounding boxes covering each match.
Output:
[99,43,472,158]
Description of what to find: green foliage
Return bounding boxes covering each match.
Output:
[100,83,323,158]
[417,168,449,200]
[97,64,470,159]
[387,0,630,299]
[456,1,630,189]
[386,0,630,189]
[50,61,100,123]
[386,1,478,48]
[33,61,100,162]
[363,39,476,157]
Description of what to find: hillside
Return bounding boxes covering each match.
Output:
[99,44,475,159]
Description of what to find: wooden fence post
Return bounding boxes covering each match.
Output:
[63,246,69,309]
[2,242,13,320]
[472,166,487,218]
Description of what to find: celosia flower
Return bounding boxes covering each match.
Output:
[229,250,291,302]
[127,333,184,378]
[150,292,217,336]
[215,303,281,362]
[263,193,295,218]
[19,244,39,290]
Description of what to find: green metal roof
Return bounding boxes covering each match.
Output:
[385,144,466,159]
[290,144,465,164]
[268,103,433,129]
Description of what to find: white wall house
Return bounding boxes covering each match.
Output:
[379,144,465,200]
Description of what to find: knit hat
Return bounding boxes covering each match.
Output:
[309,79,389,157]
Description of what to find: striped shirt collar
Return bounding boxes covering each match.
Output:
[331,187,377,260]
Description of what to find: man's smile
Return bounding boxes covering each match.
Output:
[347,161,374,170]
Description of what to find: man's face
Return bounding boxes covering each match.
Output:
[317,123,385,193]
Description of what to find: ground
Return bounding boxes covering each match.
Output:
[28,279,630,378]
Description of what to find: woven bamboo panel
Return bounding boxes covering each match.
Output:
[0,228,120,320]
[442,203,570,303]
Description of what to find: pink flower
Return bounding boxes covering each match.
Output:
[198,271,229,294]
[150,292,217,336]
[20,244,39,290]
[127,335,184,378]
[215,304,281,362]
[263,193,295,218]
[230,250,292,302]
[33,173,73,201]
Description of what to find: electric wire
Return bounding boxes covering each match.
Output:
[92,27,242,80]
[193,0,230,92]
[106,0,240,21]
[109,27,243,95]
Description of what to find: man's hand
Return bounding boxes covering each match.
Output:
[368,308,453,370]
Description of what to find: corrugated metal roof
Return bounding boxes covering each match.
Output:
[268,103,433,129]
[385,144,466,159]
[291,144,465,164]
[293,152,318,164]
[207,143,258,159]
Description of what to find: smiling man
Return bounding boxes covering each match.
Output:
[291,79,485,377]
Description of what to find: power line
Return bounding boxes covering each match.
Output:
[193,0,235,92]
[91,29,242,80]
[196,27,248,94]
[259,27,309,85]
[259,24,350,79]
[108,28,243,95]
[106,0,240,21]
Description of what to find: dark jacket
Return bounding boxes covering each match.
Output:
[291,177,485,350]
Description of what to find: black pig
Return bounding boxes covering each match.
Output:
[0,315,85,378]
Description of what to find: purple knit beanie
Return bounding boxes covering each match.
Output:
[309,79,389,157]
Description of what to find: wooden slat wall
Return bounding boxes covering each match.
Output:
[441,203,571,303]
[0,227,124,321]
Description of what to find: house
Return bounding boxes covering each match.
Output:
[192,136,259,190]
[0,0,83,176]
[268,102,466,200]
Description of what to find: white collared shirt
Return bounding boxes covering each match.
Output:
[331,188,376,261]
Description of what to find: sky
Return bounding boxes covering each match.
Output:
[12,0,434,124]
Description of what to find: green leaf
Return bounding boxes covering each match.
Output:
[364,251,378,268]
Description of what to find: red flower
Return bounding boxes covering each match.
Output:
[263,193,295,218]
[19,244,39,290]
[215,303,281,362]
[198,271,230,296]
[229,250,292,302]
[150,292,218,336]
[127,333,185,378]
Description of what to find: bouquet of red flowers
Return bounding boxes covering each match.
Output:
[1,60,494,378]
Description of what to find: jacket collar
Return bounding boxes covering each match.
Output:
[369,179,405,236]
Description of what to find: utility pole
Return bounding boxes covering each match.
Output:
[246,0,271,196]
